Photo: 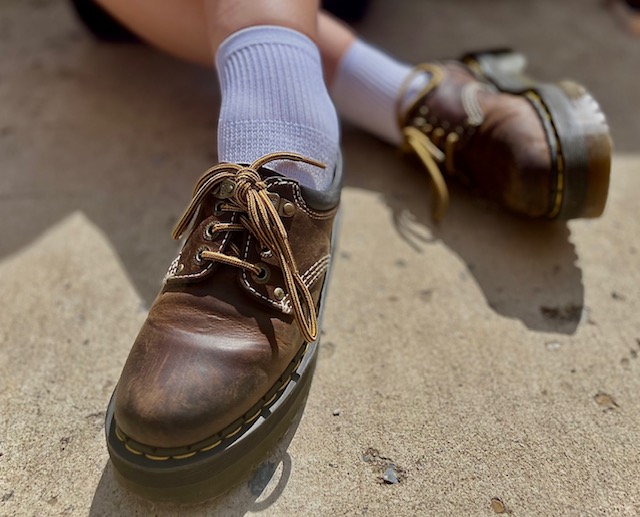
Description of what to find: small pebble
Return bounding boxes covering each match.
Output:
[594,392,619,409]
[383,465,399,484]
[545,341,561,351]
[491,497,506,514]
[332,409,340,416]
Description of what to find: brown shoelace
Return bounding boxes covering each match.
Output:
[172,152,326,343]
[397,63,452,221]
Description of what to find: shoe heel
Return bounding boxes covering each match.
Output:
[536,81,612,219]
[462,49,536,92]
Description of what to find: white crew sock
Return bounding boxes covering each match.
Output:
[216,26,339,191]
[331,39,430,146]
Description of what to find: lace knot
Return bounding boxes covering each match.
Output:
[171,152,329,343]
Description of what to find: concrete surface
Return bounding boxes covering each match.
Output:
[1,0,639,515]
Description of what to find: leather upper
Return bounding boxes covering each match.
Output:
[403,62,553,217]
[114,167,338,449]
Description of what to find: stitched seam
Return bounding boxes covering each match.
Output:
[282,255,330,311]
[303,262,329,288]
[525,91,564,218]
[301,255,331,282]
[263,177,337,219]
[290,183,338,220]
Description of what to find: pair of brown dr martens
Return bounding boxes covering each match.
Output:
[105,50,611,503]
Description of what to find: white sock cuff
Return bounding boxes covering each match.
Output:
[215,25,321,69]
[331,39,427,146]
[215,25,339,190]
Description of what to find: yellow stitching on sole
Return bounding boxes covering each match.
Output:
[125,443,143,456]
[117,343,309,460]
[199,439,223,453]
[263,392,278,407]
[145,454,170,461]
[224,425,243,439]
[278,376,292,391]
[525,91,565,218]
[245,408,262,424]
[173,451,197,460]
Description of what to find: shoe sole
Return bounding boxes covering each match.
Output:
[105,212,341,504]
[463,49,612,220]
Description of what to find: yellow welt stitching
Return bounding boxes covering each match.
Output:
[525,91,564,217]
[118,343,309,461]
[224,425,243,439]
[125,443,143,456]
[172,451,197,460]
[263,392,278,407]
[245,408,262,424]
[278,376,292,391]
[145,454,170,461]
[199,439,223,453]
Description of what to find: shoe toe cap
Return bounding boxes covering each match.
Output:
[114,323,272,450]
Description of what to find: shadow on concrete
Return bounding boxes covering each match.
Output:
[340,128,584,334]
[0,34,219,308]
[89,419,298,516]
[0,23,584,333]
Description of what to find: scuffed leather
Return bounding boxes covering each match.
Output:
[114,168,338,449]
[405,63,553,217]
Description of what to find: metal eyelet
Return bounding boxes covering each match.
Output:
[256,243,273,259]
[204,222,216,241]
[194,246,210,265]
[213,201,224,216]
[273,287,286,301]
[279,201,296,218]
[252,263,271,284]
[215,179,235,199]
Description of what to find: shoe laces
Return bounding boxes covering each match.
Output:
[397,63,453,221]
[172,152,326,343]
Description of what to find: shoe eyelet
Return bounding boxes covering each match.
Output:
[279,201,296,218]
[204,222,217,241]
[194,246,210,265]
[215,179,235,199]
[273,287,286,301]
[213,201,224,216]
[256,243,273,259]
[252,263,271,284]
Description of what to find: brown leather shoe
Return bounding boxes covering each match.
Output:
[106,152,341,503]
[398,50,611,221]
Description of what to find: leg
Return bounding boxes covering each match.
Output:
[93,0,353,80]
[93,0,611,218]
[96,0,339,190]
[105,0,343,502]
[91,0,322,64]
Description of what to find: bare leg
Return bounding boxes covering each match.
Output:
[93,0,354,83]
[204,0,320,50]
[317,12,356,85]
